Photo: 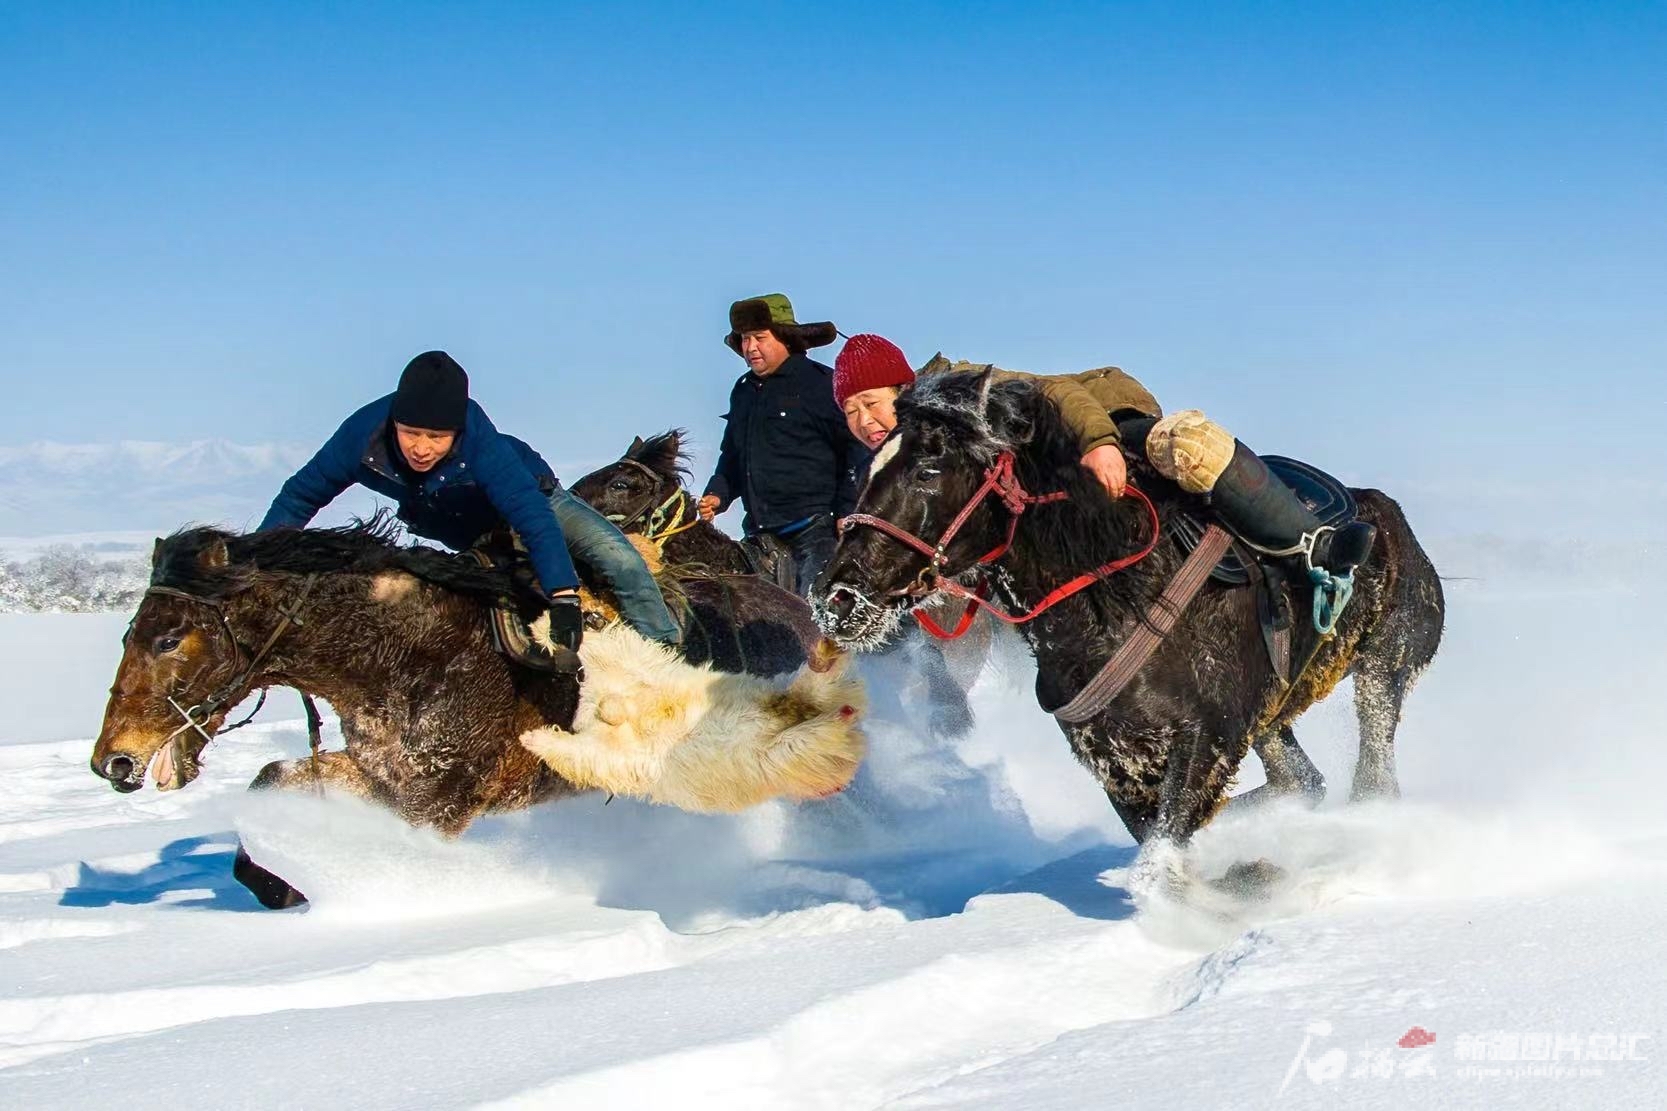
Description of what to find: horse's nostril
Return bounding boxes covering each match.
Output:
[101,754,136,782]
[828,588,859,621]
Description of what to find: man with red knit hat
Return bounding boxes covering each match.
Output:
[833,333,916,452]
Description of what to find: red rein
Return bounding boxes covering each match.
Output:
[837,451,1161,640]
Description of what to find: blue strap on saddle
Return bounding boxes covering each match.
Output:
[1310,566,1354,636]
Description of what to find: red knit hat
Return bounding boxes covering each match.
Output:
[833,334,916,407]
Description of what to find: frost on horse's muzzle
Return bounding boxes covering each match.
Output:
[815,582,907,652]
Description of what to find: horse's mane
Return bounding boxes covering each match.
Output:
[904,370,1169,614]
[151,512,515,603]
[624,429,692,485]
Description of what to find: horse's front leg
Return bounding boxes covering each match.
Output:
[249,750,383,800]
[233,751,385,909]
[1127,719,1255,902]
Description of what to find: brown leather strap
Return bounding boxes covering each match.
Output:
[1054,524,1233,724]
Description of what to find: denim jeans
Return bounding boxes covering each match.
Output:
[780,514,838,601]
[548,486,682,645]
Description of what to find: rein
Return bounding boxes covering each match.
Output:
[839,451,1160,638]
[143,574,325,767]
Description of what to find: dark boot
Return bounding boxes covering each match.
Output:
[1208,443,1376,576]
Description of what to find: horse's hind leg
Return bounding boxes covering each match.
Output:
[1347,490,1444,802]
[1228,725,1326,811]
[1351,665,1412,801]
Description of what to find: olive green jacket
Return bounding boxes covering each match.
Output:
[920,354,1163,456]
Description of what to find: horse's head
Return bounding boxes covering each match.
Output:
[817,370,1054,648]
[91,531,252,793]
[570,430,691,532]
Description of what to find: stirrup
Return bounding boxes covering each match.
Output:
[1297,525,1335,573]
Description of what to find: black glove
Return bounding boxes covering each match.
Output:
[546,593,584,653]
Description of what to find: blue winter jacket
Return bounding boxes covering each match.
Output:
[259,394,580,593]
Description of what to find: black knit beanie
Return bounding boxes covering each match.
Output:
[391,351,470,431]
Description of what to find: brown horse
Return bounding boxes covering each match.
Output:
[91,518,858,908]
[816,370,1444,886]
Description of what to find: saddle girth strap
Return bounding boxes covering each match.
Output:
[1053,524,1233,724]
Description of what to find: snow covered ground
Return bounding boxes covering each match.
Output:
[2,541,1664,1108]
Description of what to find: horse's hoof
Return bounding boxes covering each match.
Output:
[1211,858,1286,900]
[233,844,308,909]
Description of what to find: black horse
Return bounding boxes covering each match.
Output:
[573,430,983,738]
[816,370,1444,870]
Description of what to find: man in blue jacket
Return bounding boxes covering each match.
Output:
[261,351,681,648]
[696,294,858,598]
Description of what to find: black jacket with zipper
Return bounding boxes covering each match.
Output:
[703,353,858,534]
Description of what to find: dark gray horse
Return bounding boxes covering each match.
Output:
[816,370,1444,862]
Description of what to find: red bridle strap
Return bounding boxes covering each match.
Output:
[837,451,1161,638]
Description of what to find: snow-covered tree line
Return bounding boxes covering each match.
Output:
[0,546,148,613]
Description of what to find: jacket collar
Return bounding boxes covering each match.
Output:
[746,351,812,385]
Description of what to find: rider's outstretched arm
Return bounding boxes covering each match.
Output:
[259,408,369,530]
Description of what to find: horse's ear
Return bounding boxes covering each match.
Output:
[626,435,646,458]
[982,377,1036,447]
[976,367,995,412]
[199,539,230,570]
[152,537,164,567]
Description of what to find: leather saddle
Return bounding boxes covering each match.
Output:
[1167,456,1357,684]
[739,532,798,594]
[465,547,582,677]
[1169,455,1357,586]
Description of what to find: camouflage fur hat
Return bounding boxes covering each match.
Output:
[724,293,838,355]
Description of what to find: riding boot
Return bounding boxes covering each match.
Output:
[1208,443,1376,575]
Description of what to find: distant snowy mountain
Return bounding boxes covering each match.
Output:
[0,439,317,536]
[0,438,602,539]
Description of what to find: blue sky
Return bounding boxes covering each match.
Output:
[3,1,1663,493]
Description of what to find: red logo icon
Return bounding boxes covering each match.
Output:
[1398,1026,1437,1049]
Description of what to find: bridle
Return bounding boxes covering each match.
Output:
[604,458,700,546]
[837,450,1161,638]
[137,573,324,756]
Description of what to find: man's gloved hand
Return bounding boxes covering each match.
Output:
[547,591,584,653]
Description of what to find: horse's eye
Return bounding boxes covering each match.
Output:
[610,480,630,492]
[154,635,182,654]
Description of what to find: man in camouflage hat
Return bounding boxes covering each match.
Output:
[698,294,858,598]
